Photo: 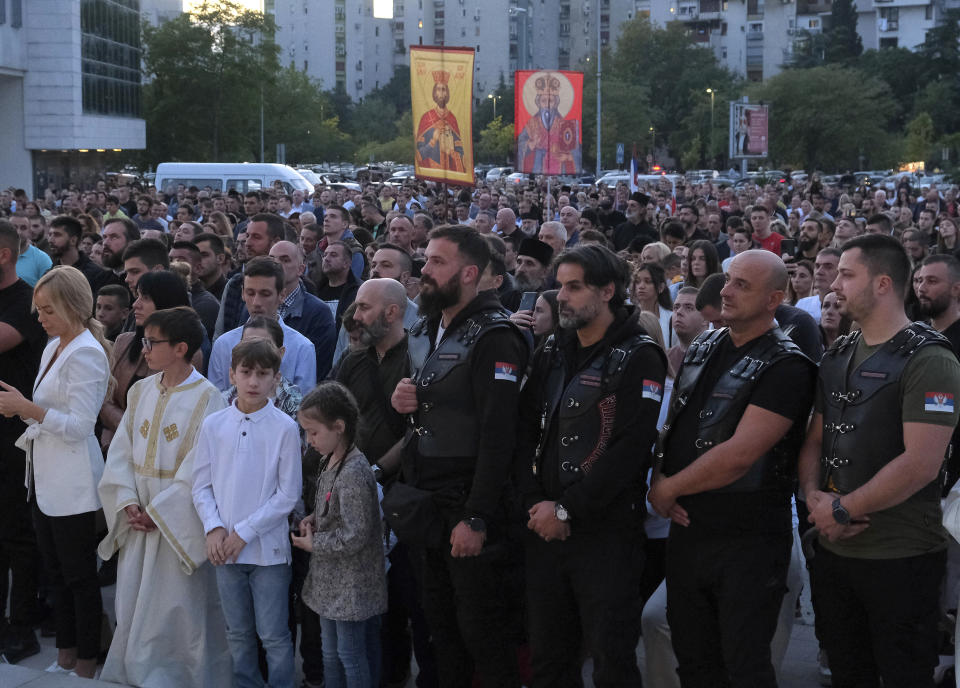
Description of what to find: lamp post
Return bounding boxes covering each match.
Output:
[706,88,715,167]
[649,126,655,167]
[488,93,500,120]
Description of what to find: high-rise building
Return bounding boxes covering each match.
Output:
[0,0,146,194]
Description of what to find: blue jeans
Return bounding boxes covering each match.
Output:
[216,563,294,688]
[318,615,381,688]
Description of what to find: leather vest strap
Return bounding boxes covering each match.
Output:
[819,321,951,498]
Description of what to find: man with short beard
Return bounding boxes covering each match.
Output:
[914,254,960,494]
[101,217,141,275]
[390,225,527,687]
[515,244,666,685]
[332,276,440,688]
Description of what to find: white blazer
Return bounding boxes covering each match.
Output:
[20,329,109,517]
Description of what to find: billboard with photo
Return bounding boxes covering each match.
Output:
[729,102,769,159]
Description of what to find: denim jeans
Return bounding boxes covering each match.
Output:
[216,563,294,688]
[318,615,380,688]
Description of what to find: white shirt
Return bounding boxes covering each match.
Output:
[192,400,302,566]
[795,294,821,323]
[208,318,317,394]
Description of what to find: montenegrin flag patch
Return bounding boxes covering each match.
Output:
[494,361,518,383]
[642,379,663,403]
[925,392,955,413]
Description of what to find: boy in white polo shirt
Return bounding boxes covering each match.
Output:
[192,338,303,688]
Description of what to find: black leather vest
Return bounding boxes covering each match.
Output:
[656,327,813,493]
[819,322,951,500]
[406,309,519,457]
[534,332,664,487]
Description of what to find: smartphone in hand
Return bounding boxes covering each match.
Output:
[518,291,538,313]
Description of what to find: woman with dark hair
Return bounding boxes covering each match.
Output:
[682,239,721,290]
[99,271,199,451]
[631,263,674,347]
[819,290,852,351]
[787,259,814,305]
[532,289,559,347]
[936,216,958,255]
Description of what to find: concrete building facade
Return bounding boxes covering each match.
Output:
[0,0,146,194]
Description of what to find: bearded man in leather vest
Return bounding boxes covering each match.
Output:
[391,224,527,688]
[649,249,816,688]
[515,244,666,686]
[800,234,960,688]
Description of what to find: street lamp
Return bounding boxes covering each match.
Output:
[706,88,716,167]
[488,93,500,120]
[649,126,655,166]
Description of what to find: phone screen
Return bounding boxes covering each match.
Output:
[518,291,538,313]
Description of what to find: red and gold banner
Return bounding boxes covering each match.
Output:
[410,46,475,187]
[514,70,583,175]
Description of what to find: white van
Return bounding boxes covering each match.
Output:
[154,163,314,197]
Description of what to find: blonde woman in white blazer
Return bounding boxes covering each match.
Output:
[0,266,111,679]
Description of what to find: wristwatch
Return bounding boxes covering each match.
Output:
[463,517,486,532]
[831,498,851,525]
[554,502,571,523]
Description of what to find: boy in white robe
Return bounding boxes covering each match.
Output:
[98,306,231,687]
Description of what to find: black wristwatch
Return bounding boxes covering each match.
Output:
[554,502,571,523]
[463,517,486,532]
[832,498,851,525]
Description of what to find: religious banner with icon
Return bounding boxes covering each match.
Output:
[514,70,583,175]
[410,45,476,187]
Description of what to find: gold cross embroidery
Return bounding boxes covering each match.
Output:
[163,424,179,442]
[139,420,150,439]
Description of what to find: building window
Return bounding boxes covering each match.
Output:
[304,59,308,71]
[0,1,6,26]
[879,37,898,48]
[926,4,933,20]
[80,0,142,118]
[11,0,21,27]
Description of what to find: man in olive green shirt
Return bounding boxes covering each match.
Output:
[799,234,960,688]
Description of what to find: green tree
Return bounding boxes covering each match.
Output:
[905,112,936,162]
[753,65,894,169]
[141,0,280,163]
[919,9,960,82]
[604,17,737,168]
[824,0,863,63]
[476,116,515,163]
[855,48,928,127]
[354,111,415,164]
[264,66,350,163]
[784,30,828,69]
[912,81,960,137]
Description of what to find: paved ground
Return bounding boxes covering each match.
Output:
[2,578,827,688]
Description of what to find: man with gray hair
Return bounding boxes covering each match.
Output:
[474,208,496,235]
[538,220,567,256]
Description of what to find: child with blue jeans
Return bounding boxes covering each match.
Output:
[193,338,302,688]
[292,381,387,688]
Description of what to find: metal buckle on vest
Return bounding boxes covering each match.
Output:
[412,425,430,437]
[459,320,482,345]
[560,435,579,447]
[824,422,855,434]
[566,397,581,409]
[560,461,580,473]
[694,438,714,449]
[822,456,849,469]
[419,372,437,388]
[830,390,861,403]
[698,409,713,419]
[420,402,433,412]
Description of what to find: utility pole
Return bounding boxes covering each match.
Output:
[595,1,602,177]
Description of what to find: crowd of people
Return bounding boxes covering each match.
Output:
[0,168,960,688]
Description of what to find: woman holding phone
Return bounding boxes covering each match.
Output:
[0,266,111,678]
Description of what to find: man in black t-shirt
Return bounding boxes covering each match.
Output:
[649,250,816,687]
[0,222,46,663]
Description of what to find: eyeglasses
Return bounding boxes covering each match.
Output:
[141,338,170,352]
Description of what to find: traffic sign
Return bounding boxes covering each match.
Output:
[616,143,625,164]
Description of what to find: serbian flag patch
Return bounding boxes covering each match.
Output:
[925,392,955,413]
[494,361,518,383]
[642,379,663,403]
